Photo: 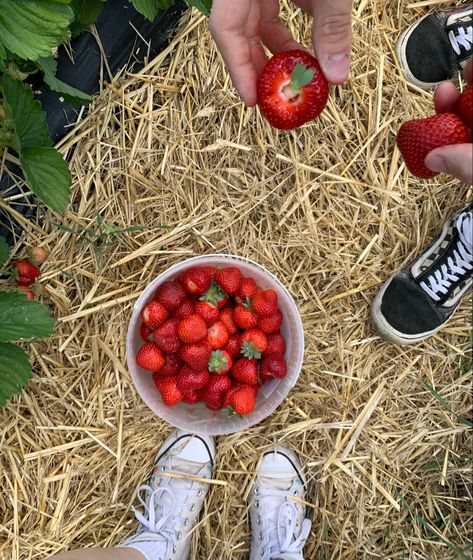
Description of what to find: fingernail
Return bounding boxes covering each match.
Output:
[323,53,350,83]
[425,154,445,172]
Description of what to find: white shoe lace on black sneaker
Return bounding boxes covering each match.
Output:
[396,6,473,88]
[371,204,473,345]
[122,430,215,560]
[250,448,311,560]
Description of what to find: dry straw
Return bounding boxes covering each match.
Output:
[1,1,472,559]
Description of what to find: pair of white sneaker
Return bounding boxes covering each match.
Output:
[123,430,311,560]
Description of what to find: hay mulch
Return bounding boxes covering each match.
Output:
[1,1,472,558]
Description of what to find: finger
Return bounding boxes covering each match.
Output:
[312,0,353,84]
[464,56,473,84]
[209,0,258,106]
[259,0,308,54]
[425,144,473,184]
[434,82,460,114]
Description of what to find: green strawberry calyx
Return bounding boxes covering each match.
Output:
[208,350,229,373]
[284,64,315,100]
[200,279,227,306]
[241,341,261,360]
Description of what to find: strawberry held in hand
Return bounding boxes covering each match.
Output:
[456,84,473,129]
[257,50,329,130]
[397,113,469,179]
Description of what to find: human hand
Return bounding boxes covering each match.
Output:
[209,0,353,106]
[424,57,473,184]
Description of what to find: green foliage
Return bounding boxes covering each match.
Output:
[130,0,212,21]
[0,342,32,407]
[37,57,93,106]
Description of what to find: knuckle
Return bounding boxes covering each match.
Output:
[318,13,352,42]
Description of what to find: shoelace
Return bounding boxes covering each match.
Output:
[258,489,311,560]
[420,212,473,301]
[449,26,473,56]
[131,483,199,550]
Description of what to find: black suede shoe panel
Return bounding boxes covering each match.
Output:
[380,276,443,335]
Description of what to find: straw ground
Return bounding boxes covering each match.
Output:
[0,1,471,558]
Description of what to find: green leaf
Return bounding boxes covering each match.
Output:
[71,0,105,26]
[20,147,71,212]
[0,290,55,342]
[0,236,9,266]
[129,0,174,21]
[185,0,212,16]
[0,342,32,407]
[0,43,6,71]
[0,0,74,61]
[38,57,92,106]
[1,75,51,153]
[290,64,315,94]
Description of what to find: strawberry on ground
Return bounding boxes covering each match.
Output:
[225,334,242,358]
[232,358,259,385]
[240,329,268,358]
[155,280,186,311]
[136,342,165,372]
[177,314,208,344]
[397,113,469,179]
[234,303,258,330]
[237,277,259,302]
[180,266,211,295]
[258,309,283,334]
[154,376,183,406]
[261,353,287,379]
[13,260,41,286]
[158,354,182,378]
[18,286,35,300]
[263,332,286,356]
[140,323,154,342]
[177,365,210,393]
[207,321,229,349]
[195,301,219,326]
[215,267,243,296]
[456,84,473,129]
[219,307,238,335]
[142,300,169,328]
[226,384,257,416]
[257,50,329,130]
[179,341,213,370]
[175,299,195,319]
[200,279,229,309]
[31,247,48,265]
[208,349,233,374]
[252,289,278,317]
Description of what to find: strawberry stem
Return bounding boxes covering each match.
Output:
[289,64,315,96]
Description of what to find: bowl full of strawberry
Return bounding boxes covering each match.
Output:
[126,254,304,435]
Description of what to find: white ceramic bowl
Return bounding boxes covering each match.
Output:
[126,254,304,435]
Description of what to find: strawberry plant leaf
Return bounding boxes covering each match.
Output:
[1,75,52,153]
[38,57,93,106]
[0,290,55,342]
[71,0,106,26]
[0,236,9,266]
[290,64,315,93]
[0,43,6,71]
[0,0,74,61]
[185,0,212,16]
[0,342,32,407]
[20,147,71,212]
[129,0,175,22]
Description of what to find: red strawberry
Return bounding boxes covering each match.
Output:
[200,279,229,309]
[175,299,195,319]
[180,266,211,295]
[13,260,41,286]
[240,329,268,359]
[177,365,210,393]
[215,267,243,296]
[227,384,257,415]
[182,389,201,404]
[18,286,35,300]
[234,304,258,330]
[232,358,259,385]
[157,354,182,378]
[252,289,278,317]
[155,376,183,406]
[397,113,469,179]
[208,349,233,374]
[155,317,180,337]
[261,353,287,379]
[155,280,186,311]
[264,332,286,356]
[179,341,213,370]
[202,375,232,410]
[136,342,165,372]
[206,266,218,279]
[219,308,238,335]
[456,84,473,129]
[257,50,329,130]
[140,323,154,342]
[142,300,169,328]
[207,321,229,349]
[177,314,208,344]
[225,334,242,358]
[258,310,283,334]
[237,277,259,302]
[31,247,48,265]
[195,301,219,326]
[154,317,181,353]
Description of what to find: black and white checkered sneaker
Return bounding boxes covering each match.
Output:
[371,204,473,345]
[396,5,473,88]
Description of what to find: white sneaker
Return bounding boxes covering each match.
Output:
[249,447,312,560]
[122,430,215,560]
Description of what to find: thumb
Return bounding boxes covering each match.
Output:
[425,144,473,184]
[312,0,353,84]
